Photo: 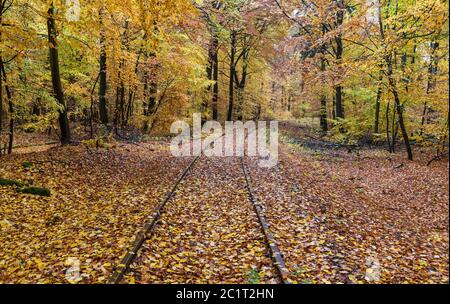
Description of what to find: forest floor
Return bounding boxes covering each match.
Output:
[0,125,448,284]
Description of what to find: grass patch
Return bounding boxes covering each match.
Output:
[22,162,33,169]
[1,178,51,197]
[247,269,261,284]
[17,186,51,197]
[0,178,25,187]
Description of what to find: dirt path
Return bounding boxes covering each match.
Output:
[130,156,278,284]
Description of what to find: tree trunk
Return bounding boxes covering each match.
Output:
[374,72,383,133]
[421,41,439,133]
[227,31,237,121]
[47,3,71,145]
[335,85,343,118]
[0,60,2,133]
[210,37,218,121]
[98,49,108,125]
[98,7,108,125]
[334,0,344,119]
[386,102,392,152]
[0,13,2,133]
[7,85,12,154]
[147,78,157,116]
[203,40,214,124]
[235,50,248,121]
[387,59,413,160]
[378,0,412,160]
[270,81,276,111]
[0,60,13,154]
[320,57,328,132]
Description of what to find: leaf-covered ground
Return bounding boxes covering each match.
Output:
[0,142,192,283]
[0,134,448,284]
[244,130,448,284]
[129,156,278,284]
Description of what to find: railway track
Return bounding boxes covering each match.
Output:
[240,157,290,284]
[109,155,200,284]
[110,139,289,284]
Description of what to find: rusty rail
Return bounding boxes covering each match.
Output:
[109,155,200,284]
[240,157,291,284]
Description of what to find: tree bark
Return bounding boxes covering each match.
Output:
[0,60,2,132]
[386,102,392,152]
[335,85,343,118]
[378,0,412,160]
[387,56,413,160]
[374,72,383,133]
[98,49,108,125]
[0,60,13,154]
[334,0,344,119]
[227,31,237,121]
[147,81,157,116]
[203,40,214,124]
[421,41,439,132]
[320,57,328,132]
[0,18,2,132]
[98,7,108,125]
[47,2,71,144]
[212,39,219,120]
[270,81,276,111]
[234,49,249,121]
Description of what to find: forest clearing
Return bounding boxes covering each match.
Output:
[0,0,449,285]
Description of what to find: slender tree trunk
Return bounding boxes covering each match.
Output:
[335,85,343,118]
[98,50,108,125]
[124,46,143,125]
[334,0,344,119]
[203,43,213,124]
[270,81,276,111]
[119,81,125,126]
[98,7,108,125]
[0,61,2,133]
[235,51,248,121]
[0,13,2,133]
[391,103,397,152]
[388,64,413,160]
[47,2,70,145]
[374,72,383,133]
[7,85,12,154]
[89,72,100,138]
[378,0,412,160]
[332,96,336,120]
[0,60,13,154]
[386,102,392,152]
[227,31,237,121]
[212,41,219,120]
[143,52,158,132]
[98,49,108,125]
[320,57,328,132]
[147,78,157,116]
[143,71,148,116]
[421,41,439,133]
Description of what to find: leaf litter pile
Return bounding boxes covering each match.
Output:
[245,133,448,283]
[1,134,448,284]
[128,156,278,284]
[0,142,192,283]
